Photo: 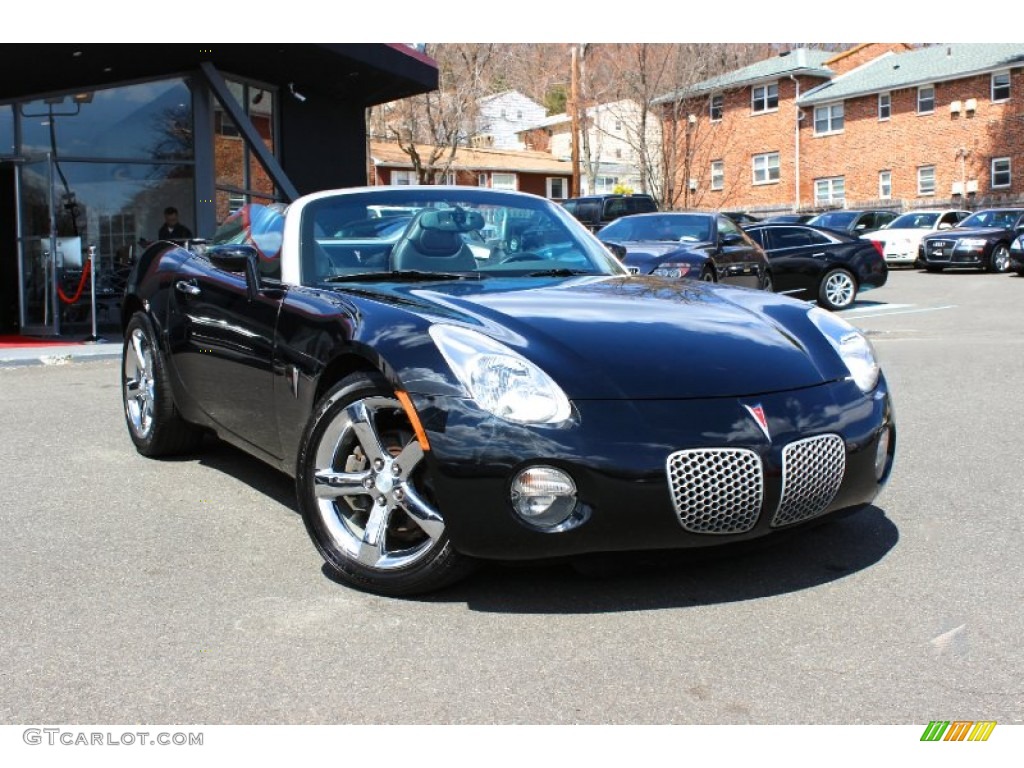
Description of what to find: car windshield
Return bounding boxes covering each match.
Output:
[599,214,712,243]
[888,212,940,229]
[959,209,1024,229]
[808,211,858,229]
[300,188,624,285]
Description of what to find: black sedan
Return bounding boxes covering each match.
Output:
[745,224,889,311]
[918,208,1024,273]
[121,187,895,596]
[597,212,773,290]
[806,209,898,236]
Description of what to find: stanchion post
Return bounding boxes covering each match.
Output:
[84,244,105,343]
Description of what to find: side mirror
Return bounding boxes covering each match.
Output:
[938,222,952,229]
[208,244,260,301]
[602,241,627,260]
[720,232,743,247]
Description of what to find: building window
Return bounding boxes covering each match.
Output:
[917,85,935,114]
[711,160,724,191]
[593,175,618,194]
[813,103,844,135]
[752,152,780,184]
[814,176,845,205]
[614,120,622,131]
[517,110,523,120]
[546,177,567,199]
[918,165,936,195]
[710,94,723,121]
[478,173,488,187]
[992,157,1011,188]
[491,172,517,191]
[992,71,1011,102]
[390,170,417,185]
[878,92,891,120]
[752,82,778,113]
[614,148,622,159]
[879,170,892,199]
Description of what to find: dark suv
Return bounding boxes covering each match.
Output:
[562,194,658,232]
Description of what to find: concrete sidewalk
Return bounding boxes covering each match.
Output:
[0,337,122,367]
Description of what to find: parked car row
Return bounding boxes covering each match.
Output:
[595,211,889,311]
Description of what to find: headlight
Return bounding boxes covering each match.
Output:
[652,263,693,279]
[429,325,572,424]
[808,306,880,393]
[958,238,988,250]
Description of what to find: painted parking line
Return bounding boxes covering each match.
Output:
[847,304,957,319]
[844,303,915,314]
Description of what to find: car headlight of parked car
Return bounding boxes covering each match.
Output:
[958,238,988,251]
[651,263,693,279]
[429,324,572,425]
[808,307,880,393]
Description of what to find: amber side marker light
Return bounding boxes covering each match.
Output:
[395,390,431,451]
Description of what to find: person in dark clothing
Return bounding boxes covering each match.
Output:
[158,206,193,242]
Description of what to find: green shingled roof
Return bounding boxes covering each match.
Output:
[653,48,835,104]
[799,43,1024,105]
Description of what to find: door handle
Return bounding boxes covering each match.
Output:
[175,280,201,297]
[812,252,826,258]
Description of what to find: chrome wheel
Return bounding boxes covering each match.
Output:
[312,396,444,572]
[123,326,156,440]
[991,245,1010,273]
[819,268,856,311]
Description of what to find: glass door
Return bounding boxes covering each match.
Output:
[17,154,59,336]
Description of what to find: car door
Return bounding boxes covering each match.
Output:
[716,215,760,287]
[166,252,286,458]
[760,226,834,297]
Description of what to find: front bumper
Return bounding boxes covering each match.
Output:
[410,377,894,560]
[920,240,990,266]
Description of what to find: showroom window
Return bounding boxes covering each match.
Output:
[751,82,778,113]
[917,85,935,114]
[878,93,891,121]
[992,157,1011,188]
[992,71,1011,102]
[752,152,780,184]
[918,165,936,195]
[711,160,724,191]
[814,176,845,205]
[814,103,845,135]
[879,170,892,199]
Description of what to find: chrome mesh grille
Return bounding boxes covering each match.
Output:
[771,434,846,527]
[666,448,763,534]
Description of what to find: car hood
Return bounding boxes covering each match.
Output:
[347,276,848,400]
[870,227,932,241]
[925,227,1007,240]
[611,241,711,271]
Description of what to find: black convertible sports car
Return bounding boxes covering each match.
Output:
[121,187,895,595]
[918,208,1024,272]
[597,212,772,290]
[744,223,889,311]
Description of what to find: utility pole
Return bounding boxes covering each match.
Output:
[570,44,581,198]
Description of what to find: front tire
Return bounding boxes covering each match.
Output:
[296,372,474,596]
[818,267,857,311]
[760,270,774,292]
[989,244,1011,273]
[121,312,203,457]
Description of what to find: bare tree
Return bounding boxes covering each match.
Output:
[369,44,496,184]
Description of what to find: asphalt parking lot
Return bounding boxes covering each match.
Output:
[1,268,1022,725]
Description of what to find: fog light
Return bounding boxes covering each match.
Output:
[511,466,577,529]
[874,426,891,480]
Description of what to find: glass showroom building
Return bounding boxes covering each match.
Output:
[0,44,436,336]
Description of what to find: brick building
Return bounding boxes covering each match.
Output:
[655,43,1024,215]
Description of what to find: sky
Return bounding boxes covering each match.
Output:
[6,2,1021,45]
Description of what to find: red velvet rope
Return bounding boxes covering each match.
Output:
[57,257,92,305]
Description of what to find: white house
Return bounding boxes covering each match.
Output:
[518,99,662,196]
[473,91,548,151]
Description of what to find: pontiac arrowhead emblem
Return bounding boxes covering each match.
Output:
[744,404,771,441]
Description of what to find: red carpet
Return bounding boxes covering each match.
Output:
[0,334,84,348]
